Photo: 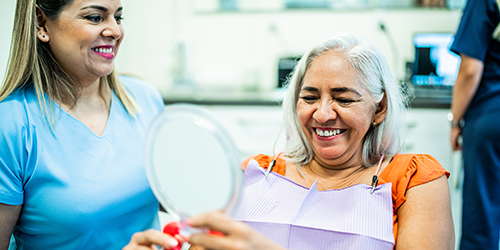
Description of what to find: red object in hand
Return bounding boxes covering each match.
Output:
[163,221,182,250]
[209,230,224,237]
[163,221,181,236]
[163,221,223,249]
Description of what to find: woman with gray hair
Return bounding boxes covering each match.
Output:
[281,32,405,168]
[125,33,454,250]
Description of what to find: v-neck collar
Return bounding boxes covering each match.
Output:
[53,92,116,139]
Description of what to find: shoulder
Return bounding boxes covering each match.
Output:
[380,153,450,211]
[381,153,449,186]
[462,0,497,18]
[451,0,499,59]
[0,85,40,141]
[388,154,441,167]
[118,75,164,111]
[0,87,37,205]
[0,87,31,131]
[385,154,448,180]
[1,87,28,109]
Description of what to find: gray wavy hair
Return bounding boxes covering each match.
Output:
[281,32,407,168]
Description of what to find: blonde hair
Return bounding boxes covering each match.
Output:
[0,0,138,125]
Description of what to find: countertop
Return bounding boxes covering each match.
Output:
[162,88,451,109]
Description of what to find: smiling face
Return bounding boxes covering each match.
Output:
[297,50,385,168]
[38,0,124,85]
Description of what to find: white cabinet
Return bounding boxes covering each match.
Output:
[204,105,286,161]
[403,108,453,169]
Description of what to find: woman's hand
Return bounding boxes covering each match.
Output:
[450,126,462,151]
[122,229,181,250]
[187,211,286,250]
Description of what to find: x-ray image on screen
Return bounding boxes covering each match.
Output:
[412,33,461,87]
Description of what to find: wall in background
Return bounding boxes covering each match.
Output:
[116,0,464,95]
[0,0,463,95]
[0,0,15,86]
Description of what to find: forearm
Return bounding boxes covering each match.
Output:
[450,54,483,122]
[0,204,22,250]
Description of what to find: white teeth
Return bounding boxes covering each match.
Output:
[315,129,343,137]
[93,48,112,54]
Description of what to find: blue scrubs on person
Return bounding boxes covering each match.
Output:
[0,76,164,249]
[451,0,500,248]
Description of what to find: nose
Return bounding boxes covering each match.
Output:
[102,18,122,40]
[313,99,337,124]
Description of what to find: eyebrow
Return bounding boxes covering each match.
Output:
[301,86,362,97]
[80,5,123,12]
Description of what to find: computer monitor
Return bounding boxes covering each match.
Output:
[412,33,461,87]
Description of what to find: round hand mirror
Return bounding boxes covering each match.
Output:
[145,104,242,235]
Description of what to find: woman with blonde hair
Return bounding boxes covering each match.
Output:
[0,0,165,249]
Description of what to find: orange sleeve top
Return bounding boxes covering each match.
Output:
[241,153,450,242]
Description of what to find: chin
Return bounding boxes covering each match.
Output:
[315,148,343,160]
[99,68,115,78]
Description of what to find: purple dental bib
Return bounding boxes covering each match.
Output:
[232,159,395,250]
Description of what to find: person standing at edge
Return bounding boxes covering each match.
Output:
[450,0,500,249]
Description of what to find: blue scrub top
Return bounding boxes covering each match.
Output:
[450,0,500,118]
[0,76,165,249]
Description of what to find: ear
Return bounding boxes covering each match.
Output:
[372,92,388,126]
[36,5,50,43]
